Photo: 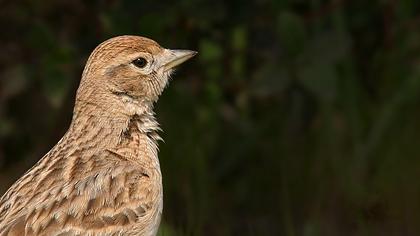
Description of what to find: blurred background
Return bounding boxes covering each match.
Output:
[1,0,420,235]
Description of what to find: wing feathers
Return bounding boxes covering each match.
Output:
[0,159,156,235]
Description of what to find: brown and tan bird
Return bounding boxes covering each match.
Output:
[0,35,196,235]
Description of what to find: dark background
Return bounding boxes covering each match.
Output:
[1,0,420,235]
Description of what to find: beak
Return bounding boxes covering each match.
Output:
[162,49,197,72]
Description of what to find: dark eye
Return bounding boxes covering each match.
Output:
[132,57,148,68]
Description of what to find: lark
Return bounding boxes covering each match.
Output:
[0,35,196,235]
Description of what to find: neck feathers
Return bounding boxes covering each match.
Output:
[124,112,162,144]
[69,100,162,149]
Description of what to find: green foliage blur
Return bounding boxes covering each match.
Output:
[1,0,420,235]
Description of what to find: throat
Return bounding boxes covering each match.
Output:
[123,113,162,144]
[69,102,162,152]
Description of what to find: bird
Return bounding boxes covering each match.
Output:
[0,35,196,235]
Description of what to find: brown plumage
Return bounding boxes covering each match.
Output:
[0,35,196,235]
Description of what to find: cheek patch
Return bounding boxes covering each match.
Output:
[106,64,138,78]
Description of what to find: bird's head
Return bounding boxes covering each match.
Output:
[75,35,196,116]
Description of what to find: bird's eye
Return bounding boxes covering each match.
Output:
[132,57,148,68]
